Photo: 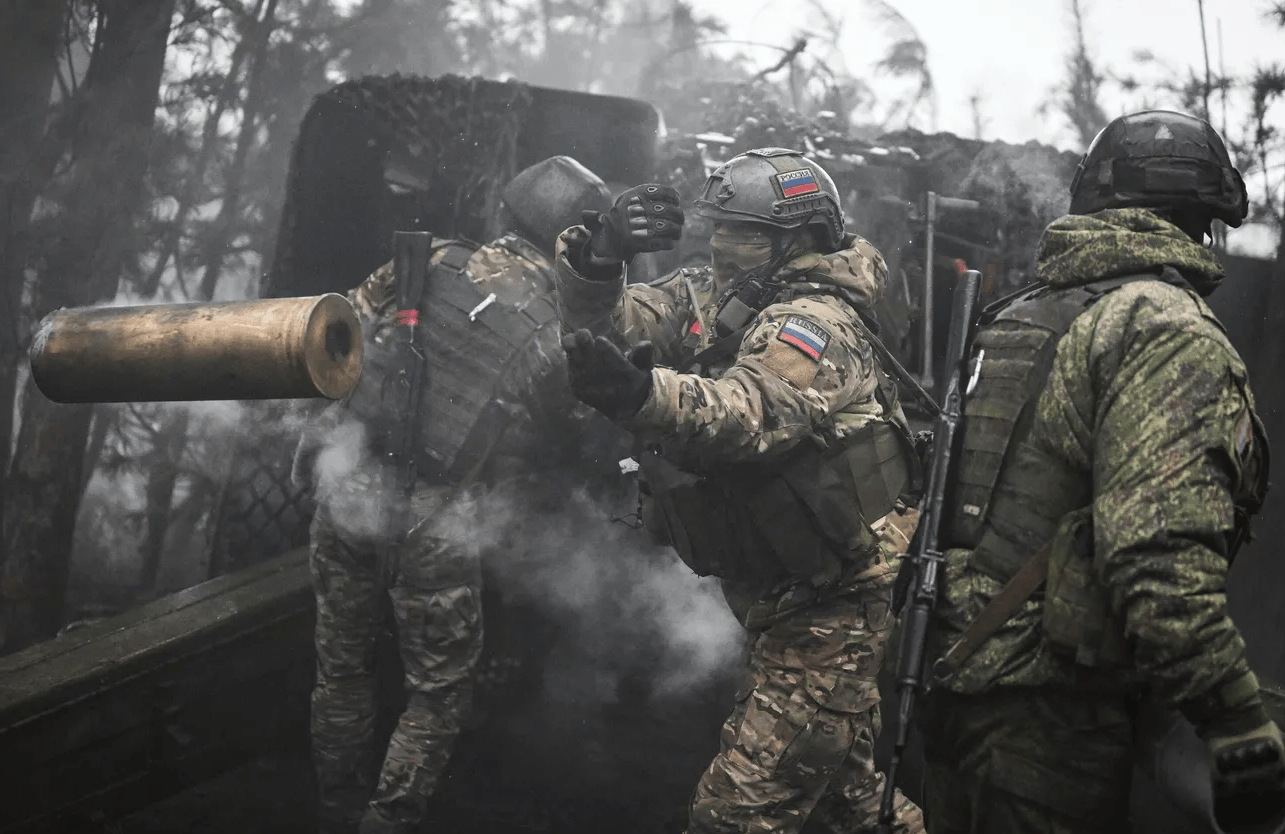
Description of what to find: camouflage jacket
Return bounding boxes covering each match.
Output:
[935,208,1269,723]
[555,224,912,614]
[555,225,908,462]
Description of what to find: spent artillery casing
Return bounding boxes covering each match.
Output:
[29,294,363,403]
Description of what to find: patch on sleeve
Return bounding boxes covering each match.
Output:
[776,316,830,360]
[1236,411,1253,461]
[761,316,831,389]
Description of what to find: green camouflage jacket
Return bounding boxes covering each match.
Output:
[936,208,1268,723]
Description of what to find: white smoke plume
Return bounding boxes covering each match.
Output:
[303,410,748,703]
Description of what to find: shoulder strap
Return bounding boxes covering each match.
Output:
[936,539,1054,677]
[394,238,478,313]
[678,323,752,374]
[436,239,479,275]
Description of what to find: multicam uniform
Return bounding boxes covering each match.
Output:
[556,224,925,834]
[307,233,576,834]
[920,208,1270,834]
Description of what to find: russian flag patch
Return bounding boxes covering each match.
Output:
[777,316,830,360]
[776,169,820,198]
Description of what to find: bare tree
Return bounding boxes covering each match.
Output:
[1,0,176,654]
[0,2,68,543]
[1053,0,1109,149]
[858,0,936,131]
[969,90,990,140]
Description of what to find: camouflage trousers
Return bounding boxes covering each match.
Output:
[918,687,1136,834]
[688,586,925,834]
[309,494,483,834]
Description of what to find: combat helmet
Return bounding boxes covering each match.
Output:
[503,156,612,252]
[1069,109,1248,227]
[693,148,846,250]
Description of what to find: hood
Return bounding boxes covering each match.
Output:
[1035,207,1225,294]
[781,232,888,309]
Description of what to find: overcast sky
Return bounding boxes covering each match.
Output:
[690,0,1282,152]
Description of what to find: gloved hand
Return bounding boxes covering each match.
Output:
[1209,719,1285,833]
[561,328,654,421]
[583,184,684,264]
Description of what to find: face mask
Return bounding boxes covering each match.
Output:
[709,225,776,291]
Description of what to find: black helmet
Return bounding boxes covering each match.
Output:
[1069,110,1248,227]
[692,148,846,250]
[502,156,612,249]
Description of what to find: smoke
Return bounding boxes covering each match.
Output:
[67,395,320,611]
[957,139,1081,282]
[308,415,401,545]
[303,410,747,704]
[466,484,747,701]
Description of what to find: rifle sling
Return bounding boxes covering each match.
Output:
[936,538,1052,675]
[374,240,486,606]
[678,323,752,373]
[849,311,940,416]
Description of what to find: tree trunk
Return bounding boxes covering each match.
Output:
[0,1,66,546]
[197,0,278,301]
[138,0,265,299]
[0,0,176,654]
[138,409,188,595]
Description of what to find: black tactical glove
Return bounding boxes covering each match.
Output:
[1209,720,1285,834]
[561,328,654,421]
[583,184,684,264]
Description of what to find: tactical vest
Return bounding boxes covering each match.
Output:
[638,301,918,604]
[945,268,1269,667]
[346,239,560,484]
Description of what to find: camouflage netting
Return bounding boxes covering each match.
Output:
[207,402,316,575]
[214,76,532,573]
[215,75,663,575]
[266,74,532,301]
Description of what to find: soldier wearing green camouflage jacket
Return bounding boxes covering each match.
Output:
[918,111,1283,834]
[556,148,924,834]
[294,157,612,834]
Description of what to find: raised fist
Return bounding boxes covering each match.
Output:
[583,184,685,264]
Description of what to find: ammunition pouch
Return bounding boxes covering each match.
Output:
[1041,506,1132,668]
[639,421,913,591]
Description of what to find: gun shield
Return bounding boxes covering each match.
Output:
[30,294,363,403]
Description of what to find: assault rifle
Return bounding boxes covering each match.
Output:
[374,230,434,605]
[874,268,981,833]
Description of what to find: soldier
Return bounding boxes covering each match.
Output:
[555,148,925,834]
[293,156,613,834]
[917,110,1283,834]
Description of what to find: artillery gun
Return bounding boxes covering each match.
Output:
[5,73,1285,834]
[0,75,666,833]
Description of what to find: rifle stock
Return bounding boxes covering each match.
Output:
[374,231,434,608]
[875,269,981,832]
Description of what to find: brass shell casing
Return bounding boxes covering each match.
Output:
[30,294,363,403]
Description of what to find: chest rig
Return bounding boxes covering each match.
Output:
[942,268,1269,668]
[638,277,917,614]
[346,238,559,485]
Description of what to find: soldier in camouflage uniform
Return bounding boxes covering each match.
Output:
[918,111,1284,834]
[294,156,613,834]
[555,148,925,834]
